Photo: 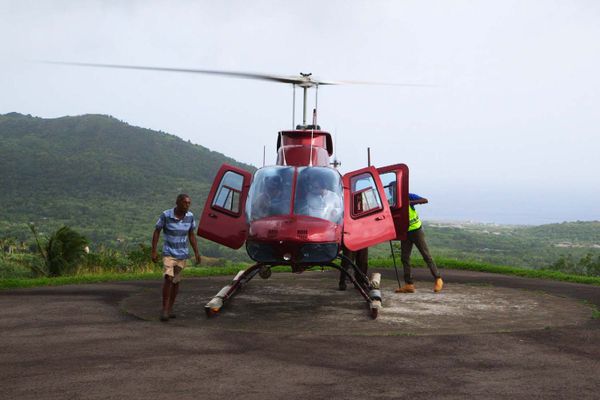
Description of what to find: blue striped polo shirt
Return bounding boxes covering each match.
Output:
[155,208,196,259]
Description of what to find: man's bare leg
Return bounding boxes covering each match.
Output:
[168,282,179,317]
[161,276,173,321]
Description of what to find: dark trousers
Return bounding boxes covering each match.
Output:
[401,227,440,284]
[340,247,369,285]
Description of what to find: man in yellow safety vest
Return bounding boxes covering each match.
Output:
[395,193,443,293]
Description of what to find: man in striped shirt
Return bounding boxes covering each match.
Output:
[152,194,201,321]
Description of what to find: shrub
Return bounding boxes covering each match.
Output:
[44,226,89,276]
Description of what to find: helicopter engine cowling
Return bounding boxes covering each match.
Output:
[276,129,333,167]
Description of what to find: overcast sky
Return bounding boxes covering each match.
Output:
[1,0,599,224]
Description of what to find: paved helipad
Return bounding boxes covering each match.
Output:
[1,268,599,399]
[123,271,591,336]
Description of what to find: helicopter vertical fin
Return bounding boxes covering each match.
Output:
[342,166,396,251]
[377,164,409,241]
[198,164,252,249]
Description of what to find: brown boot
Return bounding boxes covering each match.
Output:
[434,278,444,293]
[395,284,415,293]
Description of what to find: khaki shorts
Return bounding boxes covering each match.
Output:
[163,256,187,283]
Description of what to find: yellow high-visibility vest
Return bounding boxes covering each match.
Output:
[408,205,422,231]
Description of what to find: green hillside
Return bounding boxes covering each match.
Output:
[0,112,255,258]
[1,112,598,274]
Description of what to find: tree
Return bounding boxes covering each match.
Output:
[45,226,89,276]
[29,224,89,277]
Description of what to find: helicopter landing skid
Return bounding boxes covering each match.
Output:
[325,254,383,320]
[204,257,381,319]
[204,263,264,317]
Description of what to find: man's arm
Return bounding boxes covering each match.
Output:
[188,230,201,265]
[409,197,428,205]
[151,228,161,262]
[409,193,428,206]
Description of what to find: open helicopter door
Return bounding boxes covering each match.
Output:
[198,164,252,249]
[342,166,396,251]
[377,164,409,240]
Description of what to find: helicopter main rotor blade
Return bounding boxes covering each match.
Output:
[318,79,436,87]
[41,61,432,87]
[41,61,326,85]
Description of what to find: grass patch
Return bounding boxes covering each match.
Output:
[370,257,600,286]
[0,263,299,290]
[582,300,600,319]
[0,263,248,290]
[0,272,164,289]
[3,256,600,290]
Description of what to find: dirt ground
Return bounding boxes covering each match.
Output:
[1,268,599,399]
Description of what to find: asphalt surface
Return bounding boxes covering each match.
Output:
[1,268,599,400]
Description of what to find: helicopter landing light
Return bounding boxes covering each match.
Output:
[283,253,292,261]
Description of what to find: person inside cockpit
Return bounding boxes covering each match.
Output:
[253,175,287,218]
[305,175,342,223]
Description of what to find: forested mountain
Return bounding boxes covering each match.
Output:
[0,112,255,256]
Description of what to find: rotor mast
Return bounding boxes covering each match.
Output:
[298,73,315,128]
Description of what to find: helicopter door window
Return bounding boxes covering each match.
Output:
[212,171,244,216]
[379,172,397,207]
[213,185,241,213]
[350,173,382,218]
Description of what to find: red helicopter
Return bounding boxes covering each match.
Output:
[47,62,415,318]
[190,72,414,319]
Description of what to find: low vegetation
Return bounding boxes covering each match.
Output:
[369,221,600,274]
[2,223,600,289]
[370,257,600,286]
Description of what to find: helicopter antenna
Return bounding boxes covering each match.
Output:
[309,119,315,167]
[292,84,296,129]
[262,145,266,167]
[330,128,341,169]
[314,83,319,125]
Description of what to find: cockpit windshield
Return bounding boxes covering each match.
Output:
[246,166,294,222]
[294,167,343,224]
[246,166,343,224]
